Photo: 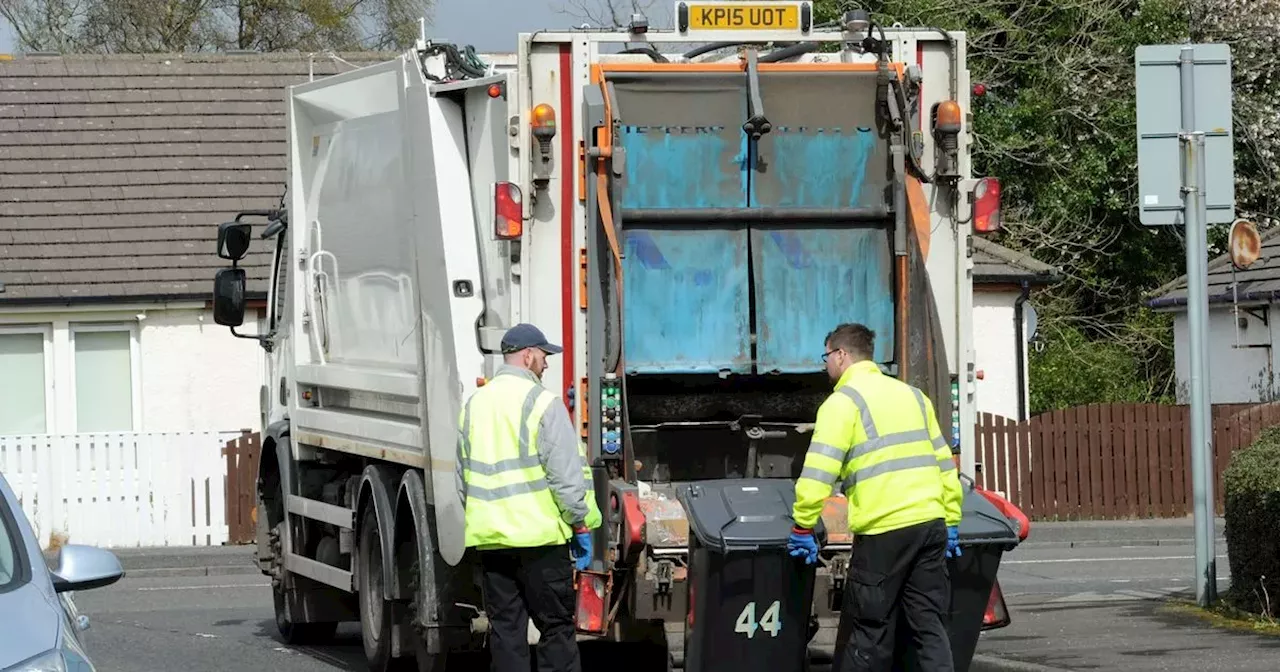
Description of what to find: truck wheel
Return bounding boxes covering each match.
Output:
[400,538,447,672]
[359,506,402,671]
[266,470,336,646]
[272,578,338,645]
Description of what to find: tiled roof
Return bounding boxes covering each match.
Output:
[1148,225,1280,308]
[972,238,1061,285]
[0,51,396,303]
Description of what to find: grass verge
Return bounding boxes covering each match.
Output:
[1160,597,1280,636]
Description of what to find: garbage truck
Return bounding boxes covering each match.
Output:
[208,4,1027,670]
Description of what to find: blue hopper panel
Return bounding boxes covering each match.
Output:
[751,227,895,373]
[622,227,752,374]
[618,125,747,209]
[752,129,882,208]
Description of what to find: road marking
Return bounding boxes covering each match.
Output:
[1005,554,1226,565]
[137,583,270,591]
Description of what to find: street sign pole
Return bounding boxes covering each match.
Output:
[1138,42,1230,608]
[1178,45,1217,608]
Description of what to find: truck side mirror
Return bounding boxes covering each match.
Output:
[213,267,247,327]
[218,222,253,261]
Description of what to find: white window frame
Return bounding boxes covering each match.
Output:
[0,324,55,435]
[68,322,143,433]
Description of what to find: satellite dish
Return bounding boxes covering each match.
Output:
[1024,304,1039,342]
[1229,218,1262,270]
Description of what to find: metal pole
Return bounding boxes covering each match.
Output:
[1194,130,1218,605]
[1179,45,1216,607]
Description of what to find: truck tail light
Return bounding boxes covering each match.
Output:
[982,580,1011,630]
[574,570,611,635]
[972,177,1002,234]
[494,182,523,240]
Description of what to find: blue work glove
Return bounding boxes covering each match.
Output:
[946,525,962,558]
[788,526,820,566]
[570,526,593,571]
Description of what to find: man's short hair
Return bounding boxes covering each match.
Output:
[825,323,875,360]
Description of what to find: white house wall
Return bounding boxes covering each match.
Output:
[0,305,263,435]
[139,308,264,433]
[973,290,1027,420]
[1173,305,1275,404]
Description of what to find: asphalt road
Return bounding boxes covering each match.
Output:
[66,541,1235,672]
[997,539,1231,602]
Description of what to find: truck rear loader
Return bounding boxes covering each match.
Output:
[209,4,1026,670]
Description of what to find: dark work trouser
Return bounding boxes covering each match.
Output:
[479,543,581,672]
[833,518,954,672]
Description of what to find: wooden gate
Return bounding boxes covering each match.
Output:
[223,431,260,544]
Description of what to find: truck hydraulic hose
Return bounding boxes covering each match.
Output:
[620,46,669,63]
[593,85,626,376]
[596,168,625,375]
[758,41,818,63]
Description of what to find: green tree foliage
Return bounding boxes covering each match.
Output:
[811,0,1280,412]
[0,0,431,52]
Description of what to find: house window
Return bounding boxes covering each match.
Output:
[0,328,51,434]
[71,325,138,432]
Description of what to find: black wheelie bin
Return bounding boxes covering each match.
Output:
[677,479,827,672]
[892,477,1021,672]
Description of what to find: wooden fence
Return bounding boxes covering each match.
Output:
[973,402,1280,520]
[223,431,261,545]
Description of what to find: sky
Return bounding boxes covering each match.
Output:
[0,1,664,54]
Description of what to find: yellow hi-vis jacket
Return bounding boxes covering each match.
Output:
[793,360,963,536]
[457,366,602,550]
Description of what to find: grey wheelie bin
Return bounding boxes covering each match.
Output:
[677,479,827,672]
[893,478,1021,672]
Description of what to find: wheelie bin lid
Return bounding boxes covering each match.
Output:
[958,480,1020,549]
[676,479,827,554]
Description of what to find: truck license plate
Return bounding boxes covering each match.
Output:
[683,2,802,30]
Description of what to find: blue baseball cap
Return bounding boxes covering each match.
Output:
[501,323,563,355]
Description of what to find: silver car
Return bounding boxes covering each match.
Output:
[0,471,124,671]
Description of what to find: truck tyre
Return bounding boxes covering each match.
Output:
[265,465,337,645]
[403,536,448,672]
[359,506,403,671]
[272,570,338,645]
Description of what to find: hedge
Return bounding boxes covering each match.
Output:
[1223,426,1280,614]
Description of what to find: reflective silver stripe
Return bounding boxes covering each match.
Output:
[842,454,941,491]
[938,458,957,472]
[799,466,840,485]
[911,387,929,426]
[850,428,931,461]
[838,386,879,439]
[808,441,846,462]
[464,454,543,476]
[517,384,547,458]
[932,436,947,450]
[458,398,473,460]
[465,479,550,501]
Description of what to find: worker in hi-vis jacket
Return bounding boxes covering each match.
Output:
[456,323,603,672]
[788,322,964,672]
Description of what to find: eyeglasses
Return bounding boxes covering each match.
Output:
[822,349,839,363]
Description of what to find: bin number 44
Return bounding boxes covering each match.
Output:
[734,600,782,639]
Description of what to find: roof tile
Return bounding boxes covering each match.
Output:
[0,51,394,302]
